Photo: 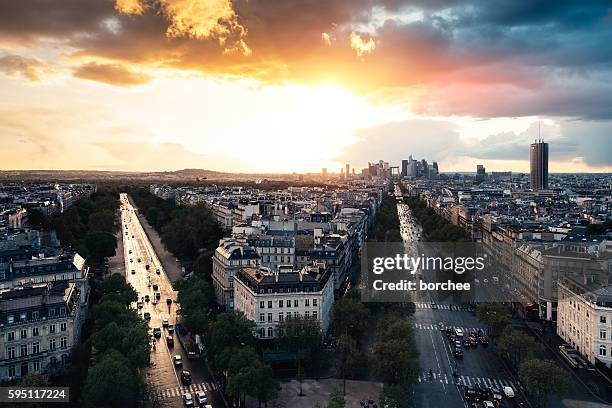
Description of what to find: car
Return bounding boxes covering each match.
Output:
[483,401,495,408]
[146,264,150,270]
[438,321,445,331]
[464,385,476,400]
[152,298,158,305]
[183,393,193,406]
[131,235,134,238]
[155,292,161,300]
[454,347,463,358]
[144,295,150,302]
[180,370,192,385]
[503,386,515,398]
[463,338,471,347]
[166,298,172,305]
[153,327,162,338]
[129,258,133,263]
[143,312,151,321]
[174,355,182,366]
[156,268,161,274]
[131,269,136,275]
[152,284,159,291]
[166,335,174,347]
[162,319,169,327]
[479,336,489,345]
[455,340,463,349]
[167,324,175,334]
[136,301,143,309]
[137,258,141,263]
[469,329,478,338]
[489,386,503,402]
[431,303,437,309]
[195,391,207,405]
[128,249,132,254]
[125,231,128,235]
[455,328,464,338]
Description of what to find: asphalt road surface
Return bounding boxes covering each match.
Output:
[120,193,213,408]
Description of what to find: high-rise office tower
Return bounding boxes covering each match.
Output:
[530,139,549,190]
[345,163,350,179]
[401,159,408,178]
[476,164,486,182]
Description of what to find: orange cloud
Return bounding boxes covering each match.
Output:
[73,62,152,86]
[0,54,52,81]
[350,32,376,57]
[115,0,251,55]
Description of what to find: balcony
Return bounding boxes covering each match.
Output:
[0,350,49,365]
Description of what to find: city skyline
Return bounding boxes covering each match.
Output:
[1,1,612,173]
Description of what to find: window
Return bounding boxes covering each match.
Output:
[259,328,265,338]
[60,308,66,316]
[313,311,318,320]
[20,344,27,357]
[601,316,607,324]
[259,313,265,322]
[279,300,283,308]
[60,322,67,332]
[268,301,273,309]
[32,342,40,354]
[267,327,274,337]
[294,299,299,307]
[279,312,284,321]
[600,345,607,356]
[313,299,318,307]
[8,365,15,378]
[32,327,39,337]
[7,347,16,359]
[60,337,68,349]
[20,329,27,339]
[32,311,39,320]
[279,327,284,337]
[286,299,291,308]
[20,312,27,321]
[294,312,299,319]
[49,339,56,351]
[7,332,15,341]
[260,301,265,309]
[7,315,14,324]
[601,329,607,340]
[49,308,55,318]
[305,299,310,307]
[305,311,310,319]
[267,313,273,322]
[286,313,292,321]
[49,324,56,334]
[33,360,40,372]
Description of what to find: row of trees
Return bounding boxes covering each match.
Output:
[30,190,119,266]
[404,197,466,242]
[476,303,570,407]
[81,274,148,407]
[369,195,402,242]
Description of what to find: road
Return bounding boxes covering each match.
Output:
[119,193,212,408]
[394,185,524,408]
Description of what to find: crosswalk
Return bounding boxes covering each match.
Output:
[415,303,468,311]
[150,382,208,400]
[417,373,519,389]
[411,322,485,333]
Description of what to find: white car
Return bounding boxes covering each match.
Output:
[503,386,515,398]
[483,402,495,408]
[162,319,169,327]
[195,391,207,405]
[174,355,183,366]
[183,393,193,406]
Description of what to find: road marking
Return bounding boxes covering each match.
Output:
[151,382,208,400]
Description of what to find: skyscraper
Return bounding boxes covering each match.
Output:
[476,164,486,182]
[401,159,408,178]
[530,139,549,190]
[345,163,350,179]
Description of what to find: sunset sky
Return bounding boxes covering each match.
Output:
[1,0,611,173]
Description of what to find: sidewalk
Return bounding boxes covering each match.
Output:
[127,195,184,284]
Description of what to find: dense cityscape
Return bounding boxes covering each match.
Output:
[0,137,609,408]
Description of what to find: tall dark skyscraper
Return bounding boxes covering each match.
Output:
[530,139,549,190]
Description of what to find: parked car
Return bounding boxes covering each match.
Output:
[144,312,151,321]
[153,327,162,338]
[167,324,175,334]
[166,335,174,347]
[174,355,182,366]
[181,370,192,385]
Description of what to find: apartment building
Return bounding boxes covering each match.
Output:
[310,234,351,293]
[233,263,334,339]
[245,234,295,270]
[0,282,85,380]
[212,238,260,309]
[557,277,612,368]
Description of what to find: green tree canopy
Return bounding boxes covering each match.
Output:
[519,359,570,408]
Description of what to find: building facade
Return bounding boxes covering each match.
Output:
[212,238,260,309]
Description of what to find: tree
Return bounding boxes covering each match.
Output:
[326,388,346,408]
[335,334,361,395]
[207,312,256,376]
[476,303,511,336]
[379,385,410,408]
[87,210,116,234]
[82,350,141,408]
[370,319,419,386]
[519,359,570,408]
[98,274,137,306]
[498,330,544,369]
[331,298,370,341]
[84,231,117,263]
